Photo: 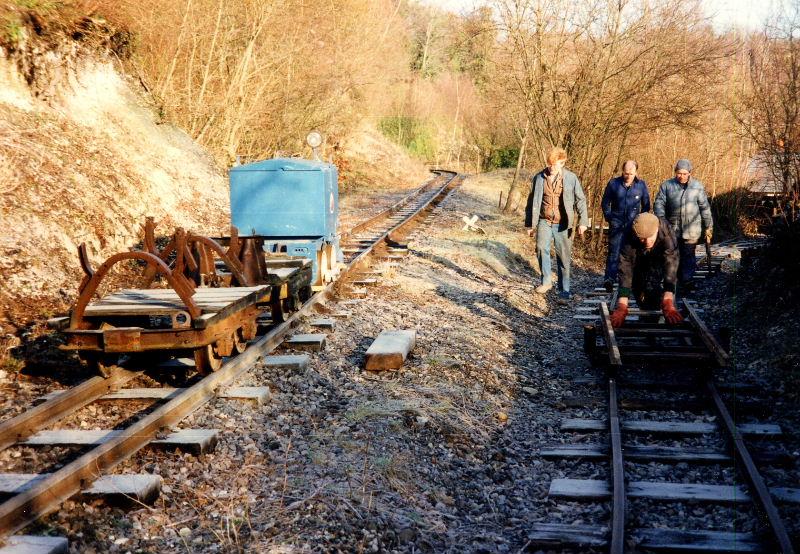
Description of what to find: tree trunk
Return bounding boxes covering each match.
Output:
[504,118,530,212]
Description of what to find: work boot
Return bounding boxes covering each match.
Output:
[535,283,552,294]
[603,279,614,293]
[557,291,572,305]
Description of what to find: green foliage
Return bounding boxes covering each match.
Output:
[2,1,61,46]
[4,18,23,43]
[378,116,436,160]
[484,147,519,170]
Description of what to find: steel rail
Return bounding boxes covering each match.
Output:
[599,302,622,369]
[599,302,626,552]
[684,301,795,554]
[607,377,626,554]
[343,171,459,269]
[704,379,795,554]
[0,368,137,452]
[0,169,462,537]
[339,170,447,242]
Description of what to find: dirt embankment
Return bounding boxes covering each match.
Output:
[0,15,230,338]
[0,12,429,364]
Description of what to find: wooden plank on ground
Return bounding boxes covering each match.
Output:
[771,487,800,503]
[221,386,271,405]
[541,444,731,463]
[0,474,161,505]
[151,429,218,455]
[21,429,218,455]
[637,528,762,552]
[80,474,162,504]
[527,524,763,552]
[0,535,69,554]
[364,330,416,371]
[526,523,608,548]
[40,386,271,406]
[310,318,336,330]
[284,334,326,351]
[549,479,751,502]
[561,418,782,437]
[542,443,790,465]
[550,479,800,505]
[262,354,309,370]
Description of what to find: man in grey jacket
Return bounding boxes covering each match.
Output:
[524,147,589,302]
[653,159,713,290]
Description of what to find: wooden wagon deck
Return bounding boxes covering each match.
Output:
[82,286,270,329]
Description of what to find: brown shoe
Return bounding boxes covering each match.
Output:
[535,284,552,294]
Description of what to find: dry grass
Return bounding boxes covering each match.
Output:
[79,0,411,166]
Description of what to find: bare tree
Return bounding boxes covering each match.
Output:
[492,0,733,249]
[735,3,800,221]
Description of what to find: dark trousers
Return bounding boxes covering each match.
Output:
[604,224,627,281]
[633,284,663,310]
[678,239,698,285]
[631,268,664,310]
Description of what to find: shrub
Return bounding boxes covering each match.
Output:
[484,147,519,170]
[378,116,436,160]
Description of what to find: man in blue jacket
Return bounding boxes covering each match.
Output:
[524,147,589,302]
[600,160,651,292]
[653,159,713,291]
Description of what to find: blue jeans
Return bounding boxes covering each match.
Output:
[536,220,571,292]
[604,223,627,281]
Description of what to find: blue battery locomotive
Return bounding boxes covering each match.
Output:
[229,157,341,286]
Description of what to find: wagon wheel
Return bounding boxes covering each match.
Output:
[269,287,285,324]
[232,328,248,355]
[194,343,223,375]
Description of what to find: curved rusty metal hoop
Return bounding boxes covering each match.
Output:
[187,233,251,286]
[77,243,96,296]
[70,250,201,330]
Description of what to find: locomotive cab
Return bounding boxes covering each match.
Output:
[229,157,341,286]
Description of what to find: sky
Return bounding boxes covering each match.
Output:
[420,0,781,31]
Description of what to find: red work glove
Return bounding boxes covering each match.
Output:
[661,297,684,324]
[610,305,628,328]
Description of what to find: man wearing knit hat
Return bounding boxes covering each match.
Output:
[653,159,713,292]
[610,212,683,328]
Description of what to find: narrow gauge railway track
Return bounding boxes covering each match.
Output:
[529,294,799,553]
[0,170,462,544]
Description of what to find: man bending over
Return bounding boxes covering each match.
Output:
[610,212,684,328]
